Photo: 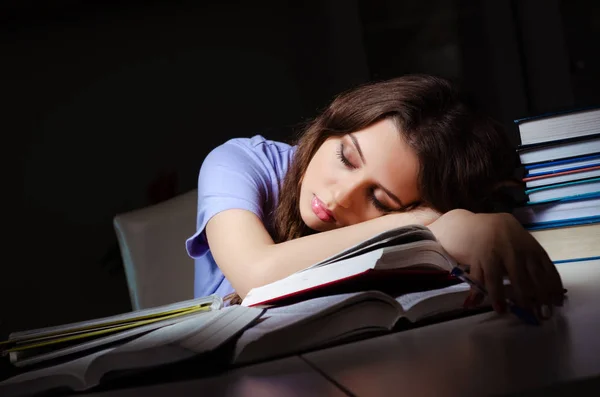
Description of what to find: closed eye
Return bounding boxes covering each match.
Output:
[338,141,394,213]
[368,188,394,213]
[337,142,356,169]
[337,138,406,214]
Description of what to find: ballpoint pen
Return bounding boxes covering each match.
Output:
[450,267,540,326]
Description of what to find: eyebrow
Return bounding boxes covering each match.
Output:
[348,133,366,164]
[348,133,405,207]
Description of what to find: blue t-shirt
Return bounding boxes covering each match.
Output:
[185,135,296,298]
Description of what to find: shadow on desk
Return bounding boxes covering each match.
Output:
[511,374,600,397]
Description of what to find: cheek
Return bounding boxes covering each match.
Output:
[308,153,336,186]
[323,153,341,183]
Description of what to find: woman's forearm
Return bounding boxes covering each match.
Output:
[239,210,436,297]
[426,209,473,258]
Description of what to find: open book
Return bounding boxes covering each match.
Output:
[1,295,223,368]
[234,283,495,365]
[0,305,264,397]
[242,225,459,307]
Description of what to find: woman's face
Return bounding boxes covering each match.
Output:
[299,119,421,232]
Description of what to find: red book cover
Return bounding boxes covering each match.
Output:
[523,165,600,182]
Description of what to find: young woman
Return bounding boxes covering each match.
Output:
[186,74,564,318]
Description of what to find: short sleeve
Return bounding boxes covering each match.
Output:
[185,139,271,258]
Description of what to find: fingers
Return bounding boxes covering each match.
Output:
[482,253,507,314]
[538,247,566,306]
[525,255,552,319]
[463,264,485,309]
[500,244,537,312]
[464,214,566,322]
[524,235,566,311]
[514,234,565,321]
[488,215,534,310]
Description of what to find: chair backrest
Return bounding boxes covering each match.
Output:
[113,189,198,310]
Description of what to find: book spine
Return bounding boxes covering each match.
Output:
[525,177,600,195]
[525,153,600,170]
[524,215,600,230]
[517,133,600,152]
[526,191,600,205]
[524,165,600,182]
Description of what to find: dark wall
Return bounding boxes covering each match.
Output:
[561,0,600,108]
[359,0,588,146]
[2,0,369,335]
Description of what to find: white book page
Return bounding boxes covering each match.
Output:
[512,197,600,224]
[243,234,453,307]
[396,283,470,311]
[520,136,600,164]
[239,293,372,345]
[0,348,113,396]
[178,306,263,353]
[519,108,600,145]
[303,225,436,270]
[88,307,263,387]
[234,292,397,364]
[380,240,456,271]
[242,250,384,306]
[105,310,223,354]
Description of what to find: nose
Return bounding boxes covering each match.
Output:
[332,178,359,209]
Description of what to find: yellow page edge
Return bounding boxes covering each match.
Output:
[3,306,211,354]
[3,302,213,345]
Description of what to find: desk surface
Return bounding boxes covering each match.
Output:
[68,260,600,397]
[79,356,346,397]
[302,260,600,397]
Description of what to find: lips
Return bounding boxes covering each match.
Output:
[311,195,335,223]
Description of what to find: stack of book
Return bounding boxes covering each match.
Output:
[0,296,224,369]
[511,106,600,263]
[0,295,265,396]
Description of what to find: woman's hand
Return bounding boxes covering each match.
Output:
[428,209,565,319]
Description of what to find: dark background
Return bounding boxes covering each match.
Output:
[1,0,599,338]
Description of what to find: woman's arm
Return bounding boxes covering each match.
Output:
[208,206,565,317]
[427,209,564,315]
[206,208,440,298]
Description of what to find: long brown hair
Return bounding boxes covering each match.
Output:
[272,74,519,243]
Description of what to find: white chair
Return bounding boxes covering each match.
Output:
[113,189,198,310]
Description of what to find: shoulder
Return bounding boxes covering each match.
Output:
[210,135,294,159]
[202,135,296,176]
[189,135,295,252]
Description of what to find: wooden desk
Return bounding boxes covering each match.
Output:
[78,356,347,397]
[302,260,600,396]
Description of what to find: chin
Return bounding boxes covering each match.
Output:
[300,210,320,232]
[299,188,335,233]
[300,206,327,233]
[301,210,337,233]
